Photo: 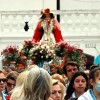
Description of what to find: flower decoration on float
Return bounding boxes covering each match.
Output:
[29,42,54,64]
[66,45,83,65]
[21,40,36,59]
[1,45,20,65]
[54,41,83,66]
[54,41,69,57]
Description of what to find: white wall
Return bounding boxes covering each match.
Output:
[61,0,100,10]
[0,0,56,11]
[1,0,100,11]
[0,0,100,68]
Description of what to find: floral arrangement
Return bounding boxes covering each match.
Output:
[1,40,83,73]
[21,40,35,58]
[54,41,68,57]
[1,45,20,65]
[66,45,83,63]
[29,43,54,63]
[54,41,83,66]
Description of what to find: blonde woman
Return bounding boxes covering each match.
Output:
[51,73,66,86]
[49,79,66,100]
[10,70,29,100]
[11,65,52,100]
[24,66,52,100]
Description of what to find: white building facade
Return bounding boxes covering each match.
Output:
[0,0,100,68]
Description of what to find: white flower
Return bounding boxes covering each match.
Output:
[46,55,48,58]
[45,45,50,49]
[41,45,45,49]
[41,56,43,58]
[36,45,40,49]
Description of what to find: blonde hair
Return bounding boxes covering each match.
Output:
[10,70,29,100]
[59,82,66,100]
[0,69,7,76]
[51,73,66,86]
[52,79,66,100]
[23,65,52,100]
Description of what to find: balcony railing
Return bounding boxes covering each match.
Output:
[0,10,100,37]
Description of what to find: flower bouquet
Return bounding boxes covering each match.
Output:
[21,40,35,59]
[67,45,83,60]
[54,41,83,67]
[54,41,68,57]
[29,43,54,64]
[66,45,83,65]
[1,45,20,65]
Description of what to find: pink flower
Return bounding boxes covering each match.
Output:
[40,50,43,53]
[17,64,24,70]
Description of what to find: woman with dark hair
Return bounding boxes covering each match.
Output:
[40,12,55,19]
[32,8,64,44]
[78,66,100,100]
[65,71,88,100]
[0,70,7,100]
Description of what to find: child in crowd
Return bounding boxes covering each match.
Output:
[78,66,100,100]
[65,71,88,100]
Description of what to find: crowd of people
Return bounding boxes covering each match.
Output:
[0,62,100,100]
[0,8,100,100]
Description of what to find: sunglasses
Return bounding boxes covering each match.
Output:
[0,78,6,83]
[7,83,16,87]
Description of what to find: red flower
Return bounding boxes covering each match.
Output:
[19,51,23,55]
[8,46,14,51]
[17,64,24,70]
[54,41,69,57]
[6,95,11,100]
[1,45,20,64]
[67,46,75,53]
[60,42,67,48]
[24,40,33,46]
